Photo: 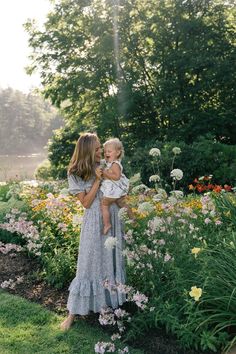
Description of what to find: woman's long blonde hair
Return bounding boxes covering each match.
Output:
[68,133,99,180]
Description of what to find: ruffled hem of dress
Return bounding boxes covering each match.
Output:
[68,273,126,296]
[68,278,104,296]
[67,277,126,315]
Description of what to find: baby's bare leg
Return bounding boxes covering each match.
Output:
[101,197,117,235]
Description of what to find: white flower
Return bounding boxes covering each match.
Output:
[111,333,121,341]
[152,188,168,202]
[21,180,38,187]
[148,216,164,232]
[118,207,128,221]
[104,237,117,250]
[137,202,154,214]
[170,190,184,199]
[118,347,129,353]
[132,184,149,194]
[149,175,160,182]
[170,169,183,181]
[149,148,161,157]
[168,196,178,205]
[172,147,181,155]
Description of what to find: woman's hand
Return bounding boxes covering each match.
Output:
[95,166,103,180]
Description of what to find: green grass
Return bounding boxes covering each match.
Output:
[0,290,143,354]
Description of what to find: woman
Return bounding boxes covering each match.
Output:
[60,133,126,330]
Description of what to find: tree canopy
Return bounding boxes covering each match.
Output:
[25,0,235,148]
[24,0,236,183]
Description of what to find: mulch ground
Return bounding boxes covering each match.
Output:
[0,252,219,354]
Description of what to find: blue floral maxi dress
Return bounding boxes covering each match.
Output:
[67,174,126,315]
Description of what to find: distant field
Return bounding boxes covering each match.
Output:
[0,152,46,182]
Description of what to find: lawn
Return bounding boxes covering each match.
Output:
[0,290,143,354]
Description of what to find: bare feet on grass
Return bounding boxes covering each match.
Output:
[60,314,75,330]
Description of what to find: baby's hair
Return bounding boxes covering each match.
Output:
[103,138,124,159]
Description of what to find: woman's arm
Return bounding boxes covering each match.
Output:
[76,167,102,209]
[102,163,121,181]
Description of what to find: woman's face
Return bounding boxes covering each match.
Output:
[95,140,102,163]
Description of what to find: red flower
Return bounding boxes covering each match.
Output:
[197,185,206,192]
[224,185,232,192]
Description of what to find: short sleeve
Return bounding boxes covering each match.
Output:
[68,174,85,195]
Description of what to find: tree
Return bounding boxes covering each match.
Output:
[0,88,63,154]
[25,0,236,163]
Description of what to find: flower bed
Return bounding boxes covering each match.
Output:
[0,147,235,352]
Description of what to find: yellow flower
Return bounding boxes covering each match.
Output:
[189,286,202,301]
[191,247,201,258]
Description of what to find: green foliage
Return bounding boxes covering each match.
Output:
[1,178,236,351]
[137,137,236,191]
[47,126,79,179]
[0,228,26,246]
[213,192,236,227]
[197,245,236,353]
[123,191,236,351]
[0,198,27,223]
[0,183,12,202]
[35,159,54,180]
[0,291,120,354]
[25,0,236,167]
[0,88,63,154]
[0,182,29,244]
[41,248,77,289]
[38,223,79,289]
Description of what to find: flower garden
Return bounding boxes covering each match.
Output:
[0,147,236,353]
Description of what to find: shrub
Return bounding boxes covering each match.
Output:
[0,183,11,202]
[34,159,53,180]
[127,136,236,192]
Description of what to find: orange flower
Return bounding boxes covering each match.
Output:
[213,185,222,193]
[188,184,195,190]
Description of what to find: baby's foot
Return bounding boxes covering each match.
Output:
[60,315,75,331]
[103,224,112,235]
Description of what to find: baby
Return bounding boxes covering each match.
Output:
[100,138,132,234]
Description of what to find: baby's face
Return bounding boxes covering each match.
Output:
[104,145,120,162]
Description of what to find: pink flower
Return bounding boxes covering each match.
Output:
[132,291,148,309]
[204,218,211,224]
[164,253,172,262]
[157,239,166,245]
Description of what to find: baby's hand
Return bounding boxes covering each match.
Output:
[100,159,107,169]
[95,167,103,180]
